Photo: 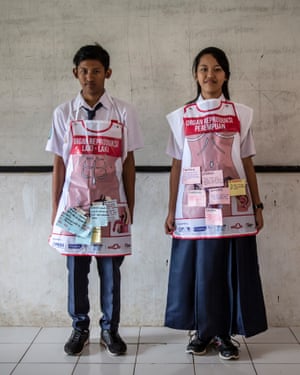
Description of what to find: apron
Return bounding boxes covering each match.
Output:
[49,110,131,256]
[170,100,257,239]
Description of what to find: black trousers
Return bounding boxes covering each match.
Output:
[67,255,124,332]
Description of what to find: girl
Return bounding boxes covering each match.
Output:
[164,47,267,360]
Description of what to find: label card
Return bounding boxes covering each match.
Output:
[209,187,231,205]
[90,204,108,227]
[205,208,223,226]
[187,189,206,207]
[182,166,201,184]
[57,207,87,234]
[105,199,120,222]
[229,179,247,196]
[202,170,224,188]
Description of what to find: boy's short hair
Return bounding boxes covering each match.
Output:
[73,43,110,71]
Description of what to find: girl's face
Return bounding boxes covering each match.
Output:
[195,54,227,99]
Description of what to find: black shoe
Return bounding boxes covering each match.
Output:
[100,329,127,356]
[213,336,239,360]
[64,329,89,355]
[186,332,211,355]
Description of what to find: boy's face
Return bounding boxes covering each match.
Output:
[73,59,112,102]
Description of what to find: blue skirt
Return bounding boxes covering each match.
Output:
[164,236,268,339]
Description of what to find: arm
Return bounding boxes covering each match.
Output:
[51,154,65,225]
[242,156,264,231]
[165,158,181,234]
[122,151,136,224]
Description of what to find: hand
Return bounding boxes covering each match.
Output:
[165,214,175,235]
[255,209,264,232]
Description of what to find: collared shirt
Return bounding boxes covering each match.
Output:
[46,90,143,164]
[166,95,255,160]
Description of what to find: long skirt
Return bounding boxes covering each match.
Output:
[164,236,268,339]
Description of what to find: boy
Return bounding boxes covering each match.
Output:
[46,44,143,356]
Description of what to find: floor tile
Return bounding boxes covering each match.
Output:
[78,343,138,364]
[136,343,193,364]
[0,343,30,363]
[20,343,78,363]
[0,327,41,343]
[254,363,300,375]
[0,363,16,375]
[290,327,300,342]
[195,363,256,375]
[135,363,195,375]
[244,327,298,344]
[139,327,188,344]
[74,363,135,375]
[12,363,75,375]
[247,343,300,363]
[34,327,71,343]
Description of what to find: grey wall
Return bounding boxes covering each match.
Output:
[1,172,300,327]
[1,0,300,327]
[0,0,299,166]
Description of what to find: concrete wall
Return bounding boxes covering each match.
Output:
[1,172,300,327]
[1,0,300,327]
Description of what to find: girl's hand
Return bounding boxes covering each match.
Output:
[255,209,264,232]
[165,214,175,235]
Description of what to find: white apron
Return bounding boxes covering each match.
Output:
[49,117,131,256]
[167,99,257,239]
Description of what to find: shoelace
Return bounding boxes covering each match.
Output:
[71,330,84,343]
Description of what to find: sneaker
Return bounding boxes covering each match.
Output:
[213,336,239,360]
[100,329,127,356]
[186,332,211,355]
[64,329,89,355]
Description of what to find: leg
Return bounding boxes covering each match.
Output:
[67,256,92,331]
[64,256,91,355]
[96,256,126,356]
[96,256,124,332]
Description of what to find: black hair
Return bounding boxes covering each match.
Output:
[73,43,110,71]
[189,46,231,103]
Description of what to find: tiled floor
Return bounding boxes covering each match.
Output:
[0,326,300,374]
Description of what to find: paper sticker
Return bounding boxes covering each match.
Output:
[229,179,246,196]
[57,207,87,234]
[209,187,230,205]
[187,189,207,207]
[202,170,224,188]
[105,199,120,222]
[90,203,108,227]
[182,166,201,184]
[205,208,223,226]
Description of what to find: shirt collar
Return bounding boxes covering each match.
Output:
[73,90,112,111]
[196,94,225,110]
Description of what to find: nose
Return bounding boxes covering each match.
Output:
[207,68,214,78]
[86,71,94,81]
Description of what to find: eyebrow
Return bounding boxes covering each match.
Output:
[199,64,221,67]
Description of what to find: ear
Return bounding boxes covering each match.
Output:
[105,68,112,79]
[73,67,78,79]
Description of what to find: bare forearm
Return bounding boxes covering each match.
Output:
[51,155,65,224]
[165,158,181,234]
[242,157,261,205]
[122,151,136,222]
[242,156,264,231]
